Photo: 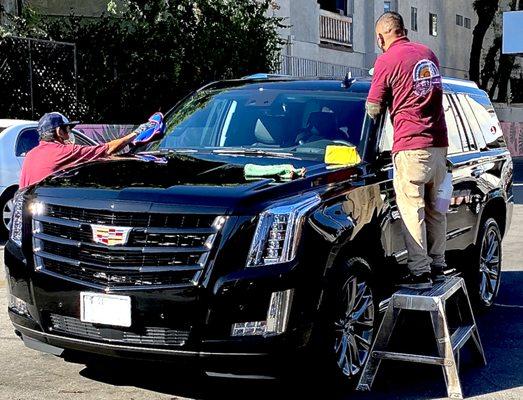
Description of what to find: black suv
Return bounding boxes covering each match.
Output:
[5,76,513,382]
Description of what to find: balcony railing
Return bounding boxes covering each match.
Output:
[320,9,353,48]
[275,55,368,79]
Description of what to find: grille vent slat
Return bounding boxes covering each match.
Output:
[33,204,221,288]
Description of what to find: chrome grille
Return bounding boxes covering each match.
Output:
[49,314,190,346]
[33,204,224,289]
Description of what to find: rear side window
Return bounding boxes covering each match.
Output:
[443,95,465,154]
[466,94,506,149]
[456,94,487,150]
[450,94,477,152]
[15,128,39,157]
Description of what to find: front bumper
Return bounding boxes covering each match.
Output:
[4,239,317,376]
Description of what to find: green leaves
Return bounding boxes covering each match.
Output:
[5,0,283,123]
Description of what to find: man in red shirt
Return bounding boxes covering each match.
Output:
[20,112,139,188]
[367,12,449,289]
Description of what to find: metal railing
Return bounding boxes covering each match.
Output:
[319,9,353,47]
[275,55,368,79]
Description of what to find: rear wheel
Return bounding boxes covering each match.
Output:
[468,218,502,308]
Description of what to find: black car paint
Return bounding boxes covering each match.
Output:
[4,78,513,375]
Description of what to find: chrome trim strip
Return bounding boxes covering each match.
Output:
[36,231,210,254]
[34,268,197,291]
[13,322,268,357]
[33,215,82,228]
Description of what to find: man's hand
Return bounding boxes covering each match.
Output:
[366,101,383,121]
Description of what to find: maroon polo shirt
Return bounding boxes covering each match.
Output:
[19,141,109,188]
[368,37,448,153]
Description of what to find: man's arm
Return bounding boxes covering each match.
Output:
[366,57,390,120]
[105,129,139,155]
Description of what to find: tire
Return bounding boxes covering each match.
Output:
[308,256,377,388]
[0,187,17,239]
[467,218,502,309]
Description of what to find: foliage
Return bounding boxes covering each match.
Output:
[472,0,523,102]
[3,0,284,123]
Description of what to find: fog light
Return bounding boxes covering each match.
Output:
[230,289,294,337]
[8,294,29,316]
[231,321,267,337]
[266,289,294,335]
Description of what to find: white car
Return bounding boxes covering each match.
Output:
[0,119,97,237]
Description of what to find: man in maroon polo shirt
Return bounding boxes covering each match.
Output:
[366,12,449,289]
[19,112,139,188]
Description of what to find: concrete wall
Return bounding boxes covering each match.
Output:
[495,104,523,157]
[275,0,476,77]
[28,0,111,16]
[397,0,476,79]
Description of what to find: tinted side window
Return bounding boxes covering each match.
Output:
[379,96,463,155]
[466,94,506,149]
[450,94,477,152]
[71,132,93,146]
[456,94,487,150]
[443,95,464,154]
[15,129,39,157]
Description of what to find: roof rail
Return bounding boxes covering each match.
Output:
[240,73,292,80]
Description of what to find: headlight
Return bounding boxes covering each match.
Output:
[246,194,320,268]
[9,191,25,247]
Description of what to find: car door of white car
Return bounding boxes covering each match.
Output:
[15,128,40,168]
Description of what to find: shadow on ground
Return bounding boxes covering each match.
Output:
[75,271,523,400]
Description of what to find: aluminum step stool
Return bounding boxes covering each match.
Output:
[356,276,486,399]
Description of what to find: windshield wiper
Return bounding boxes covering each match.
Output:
[138,148,198,155]
[211,148,295,158]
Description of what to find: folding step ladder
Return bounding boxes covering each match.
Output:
[356,276,486,399]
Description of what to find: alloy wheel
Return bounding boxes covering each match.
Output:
[334,275,374,378]
[479,226,501,306]
[2,198,14,231]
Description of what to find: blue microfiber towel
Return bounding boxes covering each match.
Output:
[133,112,166,145]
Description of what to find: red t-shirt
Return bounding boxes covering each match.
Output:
[367,37,448,153]
[19,141,109,188]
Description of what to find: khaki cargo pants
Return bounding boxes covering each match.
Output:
[393,147,448,275]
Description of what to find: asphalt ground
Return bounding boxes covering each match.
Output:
[0,178,522,399]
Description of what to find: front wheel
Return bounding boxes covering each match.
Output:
[468,218,502,308]
[311,256,377,387]
[0,188,16,238]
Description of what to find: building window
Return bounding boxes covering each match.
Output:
[384,1,391,12]
[429,13,438,36]
[318,1,349,16]
[464,17,471,29]
[456,14,463,26]
[411,7,418,31]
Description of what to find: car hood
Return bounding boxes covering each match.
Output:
[33,152,361,214]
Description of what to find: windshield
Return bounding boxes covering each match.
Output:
[145,87,368,161]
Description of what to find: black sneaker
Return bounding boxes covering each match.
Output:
[396,272,433,290]
[431,268,446,283]
[431,265,456,283]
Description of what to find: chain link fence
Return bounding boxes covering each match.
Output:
[0,36,78,120]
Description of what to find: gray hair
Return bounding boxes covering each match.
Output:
[39,129,56,142]
[376,12,405,35]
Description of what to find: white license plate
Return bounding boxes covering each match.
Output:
[80,292,131,327]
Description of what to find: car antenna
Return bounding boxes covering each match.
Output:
[341,72,353,89]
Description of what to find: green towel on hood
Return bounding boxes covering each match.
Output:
[244,164,306,181]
